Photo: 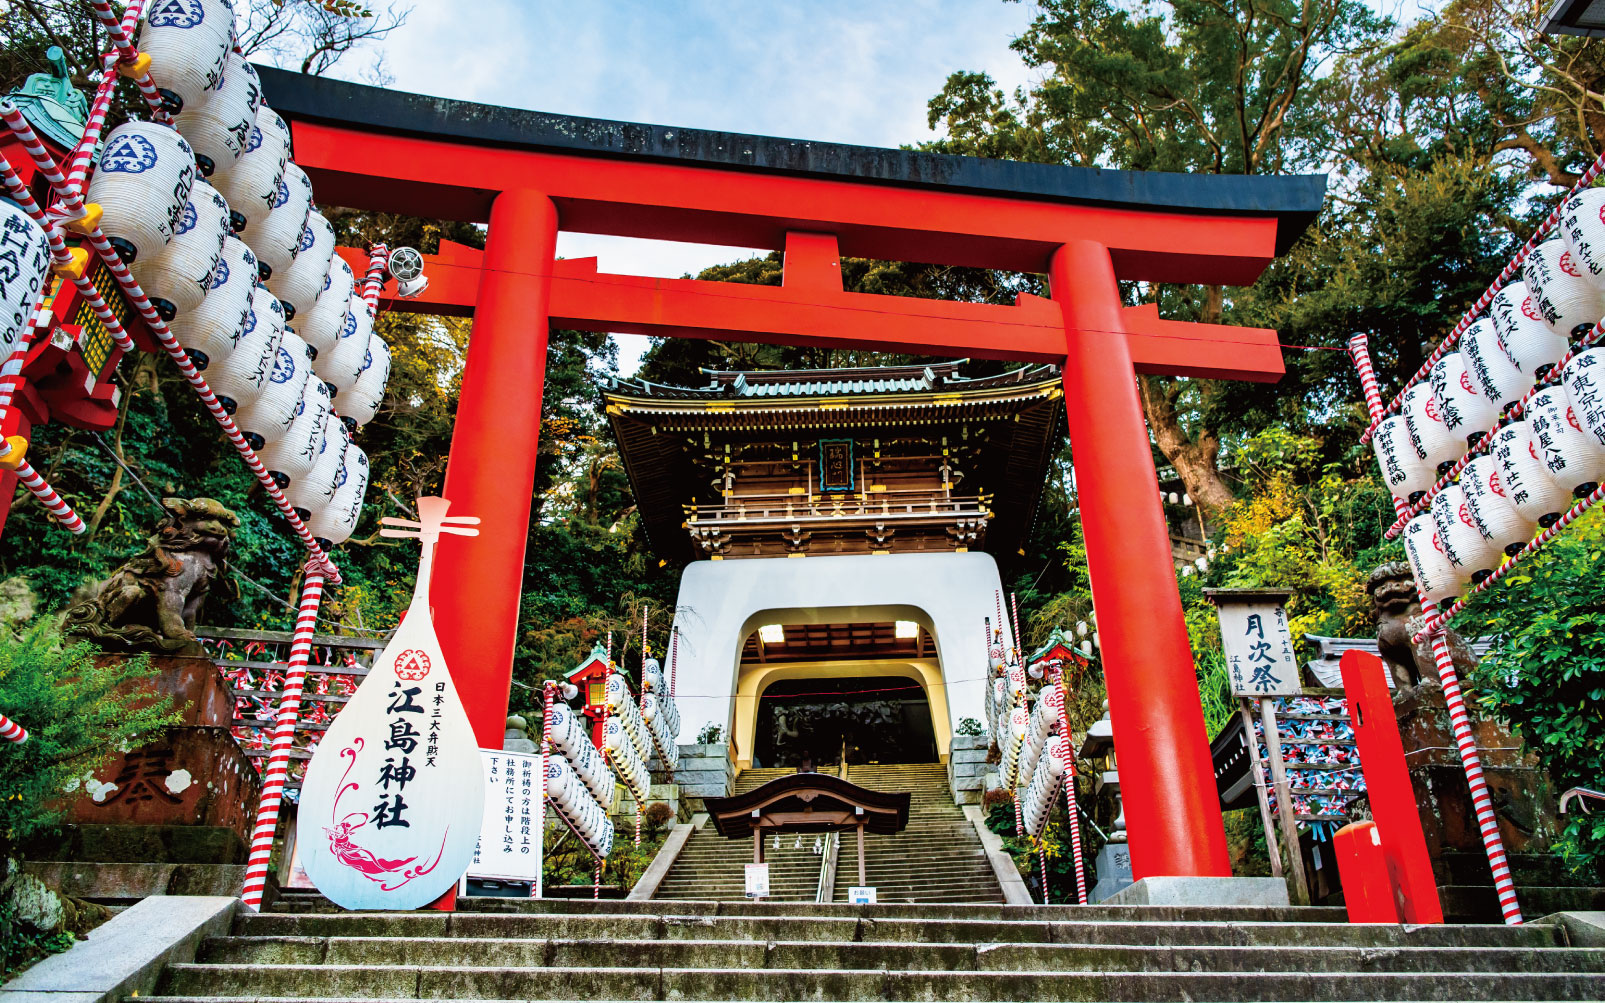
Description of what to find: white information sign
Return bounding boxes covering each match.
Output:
[848,886,877,905]
[297,498,487,910]
[1217,599,1303,698]
[745,862,770,898]
[467,749,542,883]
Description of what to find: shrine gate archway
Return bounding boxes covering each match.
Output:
[257,66,1325,883]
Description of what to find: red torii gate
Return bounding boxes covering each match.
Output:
[262,67,1324,882]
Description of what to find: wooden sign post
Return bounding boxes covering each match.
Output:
[1204,588,1310,906]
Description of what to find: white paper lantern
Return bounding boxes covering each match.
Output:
[1402,513,1460,605]
[1431,484,1497,583]
[1525,237,1604,340]
[136,0,233,114]
[1527,384,1605,497]
[173,52,261,176]
[1462,317,1530,414]
[285,413,349,517]
[1373,414,1436,503]
[235,329,313,449]
[299,254,354,358]
[1428,351,1498,446]
[1491,420,1572,527]
[338,336,391,429]
[1562,187,1605,288]
[206,283,284,413]
[1563,347,1605,449]
[1492,283,1569,379]
[0,202,51,354]
[1402,381,1462,475]
[1461,454,1536,557]
[167,235,254,370]
[317,293,373,396]
[256,377,331,488]
[130,178,228,320]
[267,211,335,321]
[240,163,311,279]
[87,121,196,263]
[307,444,369,548]
[214,105,289,231]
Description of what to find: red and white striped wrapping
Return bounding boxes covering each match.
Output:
[1360,146,1605,445]
[362,244,388,315]
[13,457,86,534]
[89,0,169,122]
[1349,333,1523,925]
[240,564,327,910]
[1048,668,1088,905]
[0,710,27,744]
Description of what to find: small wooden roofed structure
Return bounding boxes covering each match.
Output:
[603,361,1062,564]
[703,772,911,886]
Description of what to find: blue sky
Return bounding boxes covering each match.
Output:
[332,0,1041,372]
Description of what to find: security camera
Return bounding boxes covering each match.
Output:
[389,246,428,299]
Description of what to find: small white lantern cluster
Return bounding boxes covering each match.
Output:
[544,703,616,811]
[603,673,654,802]
[80,0,397,554]
[1378,188,1605,604]
[638,654,681,770]
[1023,735,1071,838]
[543,754,614,859]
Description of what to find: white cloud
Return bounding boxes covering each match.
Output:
[319,0,1038,375]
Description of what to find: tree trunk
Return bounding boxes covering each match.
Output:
[1137,375,1237,518]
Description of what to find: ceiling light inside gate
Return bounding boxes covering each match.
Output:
[894,621,919,639]
[759,624,785,644]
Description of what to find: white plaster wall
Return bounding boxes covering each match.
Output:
[668,551,1004,763]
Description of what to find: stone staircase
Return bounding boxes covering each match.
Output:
[653,767,822,902]
[143,896,1605,1001]
[831,762,1002,904]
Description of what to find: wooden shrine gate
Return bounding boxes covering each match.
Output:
[257,65,1325,882]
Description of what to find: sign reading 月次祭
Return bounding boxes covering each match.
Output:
[1218,601,1302,698]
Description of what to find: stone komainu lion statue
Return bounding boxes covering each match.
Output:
[1368,561,1479,692]
[62,498,239,657]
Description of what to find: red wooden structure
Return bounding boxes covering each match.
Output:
[257,67,1324,882]
[565,643,611,750]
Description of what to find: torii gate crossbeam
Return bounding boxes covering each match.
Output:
[262,66,1326,884]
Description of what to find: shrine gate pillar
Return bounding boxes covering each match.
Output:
[1049,239,1231,879]
[431,188,558,746]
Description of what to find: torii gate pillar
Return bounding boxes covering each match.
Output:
[430,189,559,745]
[1051,240,1232,879]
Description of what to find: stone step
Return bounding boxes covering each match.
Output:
[195,936,1605,974]
[154,962,1605,1001]
[234,912,1559,949]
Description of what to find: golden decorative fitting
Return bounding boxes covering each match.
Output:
[50,245,91,280]
[0,436,28,471]
[61,203,103,235]
[116,52,153,78]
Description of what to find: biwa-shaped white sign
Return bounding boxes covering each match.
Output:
[297,497,485,910]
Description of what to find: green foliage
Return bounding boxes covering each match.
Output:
[696,724,723,746]
[1464,509,1605,881]
[0,894,76,980]
[0,623,181,852]
[956,717,983,737]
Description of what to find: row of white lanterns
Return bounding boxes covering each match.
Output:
[72,0,395,551]
[1377,188,1605,603]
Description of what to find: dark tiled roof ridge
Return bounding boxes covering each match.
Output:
[607,362,1059,400]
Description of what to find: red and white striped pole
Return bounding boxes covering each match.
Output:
[1349,334,1522,924]
[1049,667,1088,905]
[0,710,29,744]
[240,562,330,910]
[86,0,169,122]
[12,458,86,534]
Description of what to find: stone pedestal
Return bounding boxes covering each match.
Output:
[1091,839,1134,902]
[1394,684,1559,859]
[655,743,733,812]
[947,733,988,804]
[62,656,260,845]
